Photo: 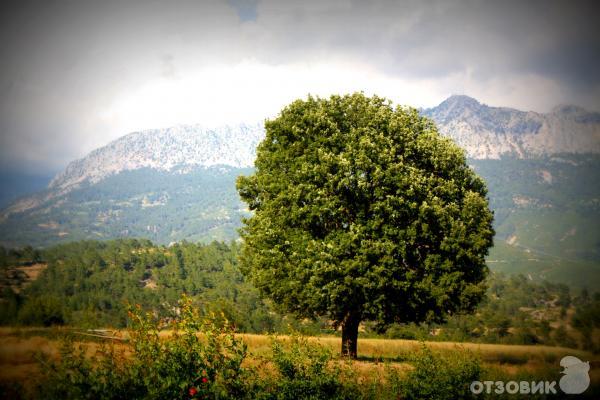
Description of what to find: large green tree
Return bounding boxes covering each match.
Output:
[237,93,494,357]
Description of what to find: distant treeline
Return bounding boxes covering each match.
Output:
[1,239,598,351]
[0,239,306,333]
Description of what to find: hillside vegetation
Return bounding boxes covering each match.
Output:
[1,240,598,352]
[1,157,598,292]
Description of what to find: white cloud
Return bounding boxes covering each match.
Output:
[93,59,448,144]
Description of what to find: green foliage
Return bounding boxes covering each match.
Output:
[5,239,292,331]
[0,239,349,335]
[572,295,600,330]
[552,326,578,349]
[3,149,599,296]
[0,287,19,325]
[475,156,600,289]
[261,335,355,400]
[0,245,41,267]
[37,298,365,400]
[378,272,590,349]
[400,344,481,400]
[0,166,251,248]
[571,295,600,351]
[40,296,249,400]
[237,93,494,354]
[2,239,594,351]
[17,295,65,326]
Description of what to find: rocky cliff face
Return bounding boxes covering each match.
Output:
[48,123,264,191]
[422,95,600,159]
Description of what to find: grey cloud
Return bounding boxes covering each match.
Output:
[229,0,258,22]
[251,0,600,86]
[0,0,243,171]
[0,0,599,174]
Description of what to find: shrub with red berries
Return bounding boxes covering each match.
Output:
[40,295,249,399]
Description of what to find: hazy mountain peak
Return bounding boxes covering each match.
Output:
[439,94,481,109]
[423,97,600,159]
[3,95,600,226]
[48,123,265,191]
[48,96,599,194]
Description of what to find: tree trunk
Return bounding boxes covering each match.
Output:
[341,312,360,358]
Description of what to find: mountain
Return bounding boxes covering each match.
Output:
[1,124,263,222]
[0,166,252,247]
[0,96,598,288]
[470,156,600,288]
[0,123,264,248]
[49,123,263,191]
[422,95,600,159]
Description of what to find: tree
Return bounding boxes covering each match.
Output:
[237,93,494,357]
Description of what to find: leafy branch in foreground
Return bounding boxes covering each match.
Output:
[39,295,249,400]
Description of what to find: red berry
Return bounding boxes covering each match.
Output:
[201,377,208,384]
[189,387,198,396]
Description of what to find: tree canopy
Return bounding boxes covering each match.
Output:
[237,93,494,357]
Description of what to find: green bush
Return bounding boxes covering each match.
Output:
[17,295,65,326]
[39,295,249,399]
[35,300,487,399]
[258,335,358,400]
[400,344,482,400]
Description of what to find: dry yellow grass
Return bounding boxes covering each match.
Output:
[0,335,56,383]
[237,333,592,364]
[0,329,128,384]
[0,328,596,389]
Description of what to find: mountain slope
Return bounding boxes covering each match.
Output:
[0,124,262,247]
[0,166,251,248]
[1,124,263,221]
[472,156,600,288]
[0,172,54,209]
[422,95,600,159]
[50,123,263,191]
[0,96,598,288]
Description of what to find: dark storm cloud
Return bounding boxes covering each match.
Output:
[0,0,598,173]
[251,0,600,86]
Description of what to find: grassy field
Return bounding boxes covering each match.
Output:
[1,326,598,397]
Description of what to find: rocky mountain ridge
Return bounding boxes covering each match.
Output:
[49,123,264,191]
[3,95,599,221]
[1,95,599,248]
[423,95,600,159]
[48,95,600,195]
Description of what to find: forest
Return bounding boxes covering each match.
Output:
[1,239,597,351]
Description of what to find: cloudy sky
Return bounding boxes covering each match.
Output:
[0,0,599,175]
